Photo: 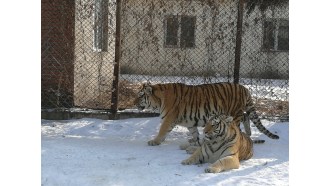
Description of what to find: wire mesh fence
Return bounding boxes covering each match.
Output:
[41,0,75,108]
[42,0,117,109]
[41,0,289,121]
[74,0,117,109]
[240,0,289,120]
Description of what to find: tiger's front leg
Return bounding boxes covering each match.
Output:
[185,146,199,154]
[179,126,200,151]
[181,146,203,165]
[148,114,177,146]
[204,154,240,173]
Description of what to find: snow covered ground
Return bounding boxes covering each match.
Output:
[41,117,288,186]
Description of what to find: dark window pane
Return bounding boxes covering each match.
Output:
[180,16,196,48]
[278,21,289,51]
[165,16,179,46]
[263,21,275,50]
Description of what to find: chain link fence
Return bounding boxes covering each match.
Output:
[41,0,75,108]
[74,0,117,109]
[240,0,289,120]
[42,0,117,110]
[42,0,289,121]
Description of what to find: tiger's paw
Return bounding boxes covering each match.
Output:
[185,146,198,154]
[181,158,198,165]
[147,139,161,146]
[205,167,221,173]
[179,142,190,150]
[181,159,193,165]
[188,138,196,143]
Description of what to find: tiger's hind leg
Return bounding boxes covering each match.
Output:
[243,113,252,136]
[204,154,240,173]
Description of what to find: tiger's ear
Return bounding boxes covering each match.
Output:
[144,86,153,95]
[141,81,151,87]
[225,116,234,124]
[208,114,216,121]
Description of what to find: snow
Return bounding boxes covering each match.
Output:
[42,117,288,186]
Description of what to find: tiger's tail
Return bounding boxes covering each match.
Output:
[246,98,279,139]
[253,139,265,144]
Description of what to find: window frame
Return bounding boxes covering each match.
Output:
[262,18,289,52]
[164,15,196,49]
[93,0,109,52]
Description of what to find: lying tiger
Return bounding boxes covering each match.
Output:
[181,114,254,173]
[135,82,279,146]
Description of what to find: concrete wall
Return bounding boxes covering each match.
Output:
[74,0,116,109]
[120,0,237,77]
[120,0,289,79]
[240,3,289,79]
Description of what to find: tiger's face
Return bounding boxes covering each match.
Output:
[135,84,161,111]
[204,115,233,141]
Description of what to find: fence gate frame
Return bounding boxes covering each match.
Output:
[110,0,122,114]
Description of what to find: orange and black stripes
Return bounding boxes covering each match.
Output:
[136,82,279,146]
[186,115,253,169]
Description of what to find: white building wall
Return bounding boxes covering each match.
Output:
[120,0,288,79]
[241,3,289,79]
[120,0,237,77]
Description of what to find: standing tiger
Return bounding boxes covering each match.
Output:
[181,114,254,173]
[135,82,279,146]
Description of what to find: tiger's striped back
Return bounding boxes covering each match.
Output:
[135,82,278,146]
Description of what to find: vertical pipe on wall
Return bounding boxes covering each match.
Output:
[233,0,244,84]
[110,0,122,114]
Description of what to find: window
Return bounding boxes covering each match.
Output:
[93,0,108,52]
[164,15,196,48]
[262,19,288,51]
[165,16,179,46]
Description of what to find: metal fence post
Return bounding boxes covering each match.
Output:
[110,0,122,114]
[233,0,244,84]
[234,0,251,134]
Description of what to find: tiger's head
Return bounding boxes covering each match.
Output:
[203,114,234,141]
[134,83,162,111]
